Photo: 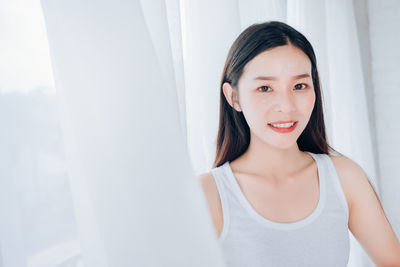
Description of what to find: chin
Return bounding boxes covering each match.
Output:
[265,140,298,150]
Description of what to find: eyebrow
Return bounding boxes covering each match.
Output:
[253,73,311,81]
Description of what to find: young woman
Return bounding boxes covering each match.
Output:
[200,21,400,266]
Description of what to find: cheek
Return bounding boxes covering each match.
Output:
[240,96,266,126]
[245,96,269,115]
[299,91,316,113]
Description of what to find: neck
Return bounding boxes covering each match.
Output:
[234,133,310,180]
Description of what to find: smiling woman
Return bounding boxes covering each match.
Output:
[225,44,316,151]
[199,21,400,267]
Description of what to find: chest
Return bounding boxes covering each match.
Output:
[233,166,320,223]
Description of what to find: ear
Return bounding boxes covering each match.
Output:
[222,82,242,112]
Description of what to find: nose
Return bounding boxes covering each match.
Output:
[274,91,296,113]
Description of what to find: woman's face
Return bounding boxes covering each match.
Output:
[224,44,316,150]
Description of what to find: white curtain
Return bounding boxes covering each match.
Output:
[0,0,394,266]
[39,0,225,266]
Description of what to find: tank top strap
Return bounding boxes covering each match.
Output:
[317,153,350,220]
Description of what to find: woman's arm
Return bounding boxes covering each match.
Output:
[331,156,400,267]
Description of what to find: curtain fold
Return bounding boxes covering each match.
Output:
[165,0,188,144]
[41,0,225,266]
[238,0,286,29]
[139,0,187,144]
[182,0,242,175]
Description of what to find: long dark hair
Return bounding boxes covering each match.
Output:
[213,21,338,168]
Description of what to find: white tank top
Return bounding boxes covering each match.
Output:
[210,151,350,267]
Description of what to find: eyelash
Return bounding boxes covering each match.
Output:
[257,83,308,92]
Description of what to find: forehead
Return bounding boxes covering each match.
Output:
[241,45,312,79]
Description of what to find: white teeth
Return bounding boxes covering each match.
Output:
[270,122,295,128]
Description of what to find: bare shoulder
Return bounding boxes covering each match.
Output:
[329,155,400,264]
[328,154,376,212]
[328,154,366,180]
[198,172,223,237]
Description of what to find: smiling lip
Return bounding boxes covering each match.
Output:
[267,121,298,133]
[269,120,296,124]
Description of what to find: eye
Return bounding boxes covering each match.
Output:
[294,83,307,90]
[258,85,272,92]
